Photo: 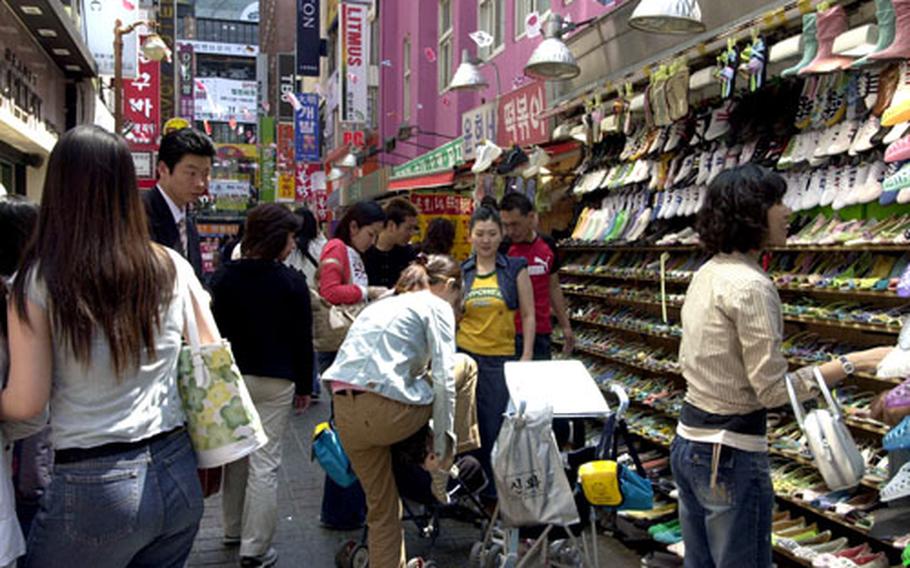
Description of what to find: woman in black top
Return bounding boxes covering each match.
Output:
[210,204,313,567]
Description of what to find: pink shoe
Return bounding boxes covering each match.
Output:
[885,133,910,162]
[799,6,854,74]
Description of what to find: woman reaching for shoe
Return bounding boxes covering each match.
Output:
[671,164,891,568]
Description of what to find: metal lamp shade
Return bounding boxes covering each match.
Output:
[327,167,346,182]
[629,0,706,34]
[525,37,580,80]
[140,33,172,62]
[450,49,488,90]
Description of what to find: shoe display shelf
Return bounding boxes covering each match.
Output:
[554,242,905,563]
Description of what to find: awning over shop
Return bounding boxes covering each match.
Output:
[388,171,456,192]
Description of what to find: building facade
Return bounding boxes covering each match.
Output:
[0,0,97,199]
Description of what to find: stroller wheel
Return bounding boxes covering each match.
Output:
[483,543,504,568]
[335,540,369,568]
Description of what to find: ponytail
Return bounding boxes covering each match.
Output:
[394,253,462,294]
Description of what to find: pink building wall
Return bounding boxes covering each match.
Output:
[378,0,622,165]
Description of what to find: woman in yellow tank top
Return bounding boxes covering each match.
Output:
[457,205,534,501]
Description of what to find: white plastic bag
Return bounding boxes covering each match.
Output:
[491,401,579,527]
[877,318,910,379]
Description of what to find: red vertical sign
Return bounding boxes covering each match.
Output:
[124,36,161,189]
[496,81,548,147]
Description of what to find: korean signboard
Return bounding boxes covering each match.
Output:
[339,0,372,123]
[259,116,276,202]
[392,137,465,179]
[296,163,321,203]
[295,93,320,163]
[178,40,258,57]
[276,122,296,202]
[83,0,137,77]
[461,102,497,161]
[123,45,160,149]
[297,0,320,76]
[177,43,194,121]
[158,0,177,127]
[194,78,258,123]
[278,53,296,122]
[410,193,474,261]
[497,81,548,147]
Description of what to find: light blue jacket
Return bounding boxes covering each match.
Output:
[322,290,457,459]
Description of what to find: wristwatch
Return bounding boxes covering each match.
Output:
[838,355,856,376]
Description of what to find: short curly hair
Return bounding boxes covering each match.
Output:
[696,164,786,256]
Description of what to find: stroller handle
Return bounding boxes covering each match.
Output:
[607,383,630,418]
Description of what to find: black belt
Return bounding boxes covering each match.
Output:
[56,428,184,464]
[680,402,768,436]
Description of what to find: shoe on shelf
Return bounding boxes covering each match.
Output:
[240,547,279,568]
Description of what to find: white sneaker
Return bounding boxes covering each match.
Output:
[828,120,859,155]
[819,167,841,207]
[672,153,696,187]
[849,114,881,155]
[883,121,910,145]
[471,140,503,173]
[855,161,886,203]
[694,150,712,185]
[704,101,734,141]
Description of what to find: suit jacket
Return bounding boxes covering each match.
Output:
[142,186,203,278]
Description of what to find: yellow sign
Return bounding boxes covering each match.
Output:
[277,173,296,202]
[410,193,474,261]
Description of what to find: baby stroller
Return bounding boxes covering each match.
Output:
[334,447,492,568]
[470,363,652,568]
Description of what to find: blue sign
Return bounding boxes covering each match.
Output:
[297,0,320,76]
[295,93,320,163]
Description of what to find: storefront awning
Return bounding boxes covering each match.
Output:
[388,171,456,192]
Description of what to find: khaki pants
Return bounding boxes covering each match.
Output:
[453,353,481,456]
[335,392,432,568]
[222,375,295,558]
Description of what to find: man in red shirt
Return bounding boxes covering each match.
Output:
[499,192,575,358]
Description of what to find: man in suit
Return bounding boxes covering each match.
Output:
[143,128,216,278]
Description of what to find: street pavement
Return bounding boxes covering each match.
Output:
[187,398,642,567]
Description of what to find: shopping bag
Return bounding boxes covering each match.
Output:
[312,421,358,488]
[786,369,865,490]
[311,258,365,352]
[198,467,223,498]
[491,401,579,527]
[177,275,268,469]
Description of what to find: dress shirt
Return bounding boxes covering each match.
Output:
[678,252,817,421]
[322,290,457,459]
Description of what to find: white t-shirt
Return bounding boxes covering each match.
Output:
[26,248,194,449]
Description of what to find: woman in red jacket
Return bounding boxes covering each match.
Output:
[317,200,387,530]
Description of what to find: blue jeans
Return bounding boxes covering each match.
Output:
[24,430,203,568]
[670,436,773,568]
[515,333,552,360]
[461,350,514,499]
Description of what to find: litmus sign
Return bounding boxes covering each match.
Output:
[339,0,372,123]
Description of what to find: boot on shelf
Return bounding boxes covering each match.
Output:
[782,14,818,77]
[799,5,853,75]
[869,0,910,61]
[853,0,896,67]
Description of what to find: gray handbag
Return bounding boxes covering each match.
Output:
[785,368,865,491]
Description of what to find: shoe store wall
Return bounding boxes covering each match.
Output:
[553,0,827,106]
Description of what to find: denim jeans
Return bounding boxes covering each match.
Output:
[24,430,203,568]
[515,333,552,360]
[461,350,514,499]
[670,436,773,568]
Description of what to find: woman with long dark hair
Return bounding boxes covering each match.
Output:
[3,126,206,567]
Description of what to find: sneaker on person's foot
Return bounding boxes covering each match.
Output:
[240,547,278,568]
[223,535,241,546]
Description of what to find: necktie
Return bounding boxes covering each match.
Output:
[178,216,188,257]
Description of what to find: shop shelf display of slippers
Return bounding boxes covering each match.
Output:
[552,2,910,566]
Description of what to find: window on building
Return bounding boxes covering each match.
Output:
[368,85,378,129]
[438,0,453,92]
[478,0,504,60]
[514,0,550,38]
[402,37,411,122]
[191,18,258,45]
